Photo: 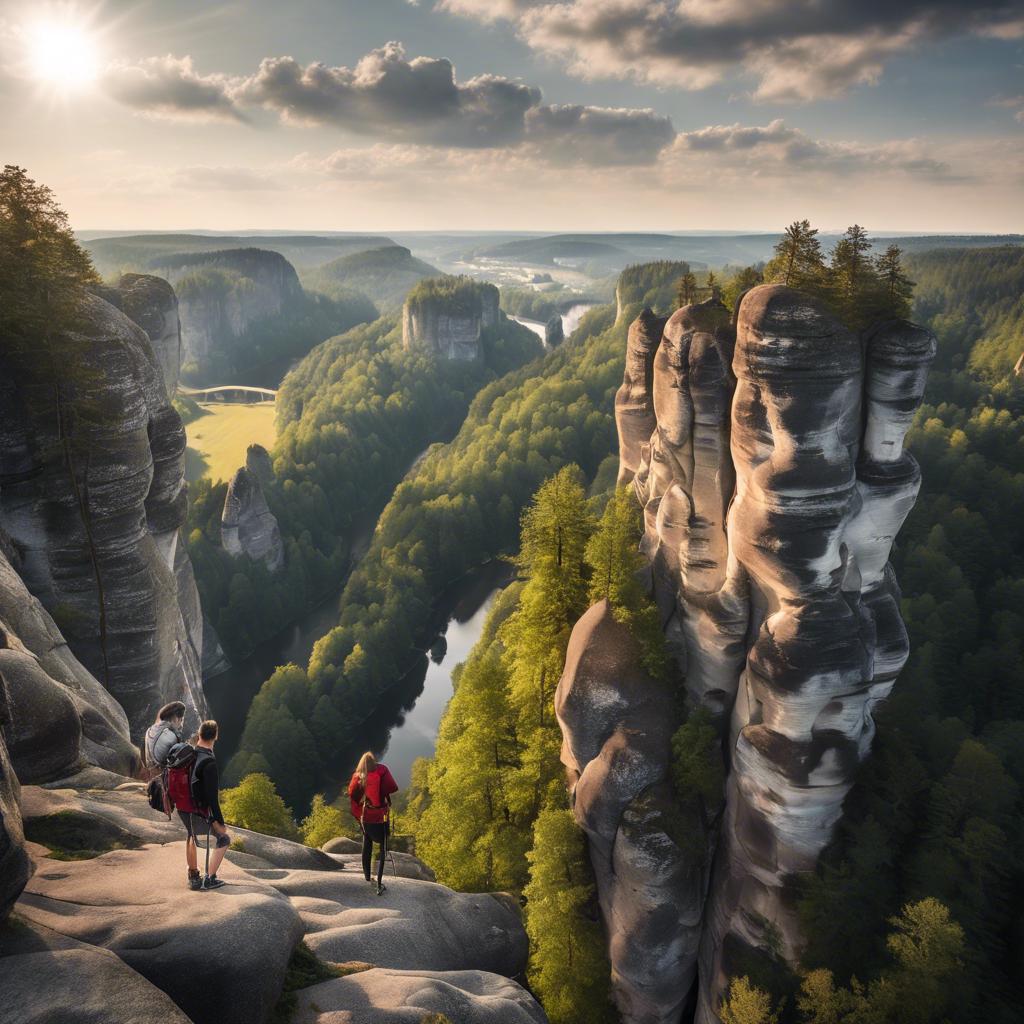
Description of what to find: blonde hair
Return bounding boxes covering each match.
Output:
[356,751,376,784]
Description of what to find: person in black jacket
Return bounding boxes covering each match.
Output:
[180,720,231,890]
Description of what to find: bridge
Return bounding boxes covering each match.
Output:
[179,384,277,404]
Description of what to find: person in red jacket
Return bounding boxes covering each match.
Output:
[348,751,398,895]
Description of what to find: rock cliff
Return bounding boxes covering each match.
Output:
[221,447,285,572]
[545,314,565,348]
[153,248,303,372]
[558,285,935,1022]
[0,291,207,740]
[402,276,500,360]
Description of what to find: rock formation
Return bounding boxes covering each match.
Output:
[545,314,565,348]
[558,285,935,1022]
[0,539,137,782]
[402,277,500,360]
[0,291,207,740]
[1,779,546,1024]
[221,452,285,572]
[115,274,182,396]
[154,248,303,371]
[0,674,30,924]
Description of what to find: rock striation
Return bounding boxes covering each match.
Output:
[402,277,500,360]
[0,291,207,740]
[115,274,183,396]
[221,449,285,572]
[154,248,304,371]
[0,674,30,923]
[559,285,935,1023]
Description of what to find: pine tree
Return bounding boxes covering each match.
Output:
[764,220,826,291]
[524,810,617,1024]
[873,244,914,320]
[830,224,881,328]
[719,977,780,1024]
[585,486,667,677]
[706,270,720,301]
[676,271,698,307]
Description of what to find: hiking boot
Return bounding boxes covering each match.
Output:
[375,882,387,896]
[202,875,225,890]
[188,871,202,891]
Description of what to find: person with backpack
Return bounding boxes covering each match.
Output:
[144,701,186,771]
[167,719,231,891]
[348,751,398,895]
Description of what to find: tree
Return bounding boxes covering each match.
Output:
[523,810,616,1024]
[873,244,914,320]
[585,486,667,677]
[677,271,698,307]
[722,266,764,312]
[220,772,300,840]
[764,220,826,292]
[671,706,725,832]
[720,976,780,1024]
[706,270,719,300]
[830,224,880,327]
[300,793,346,848]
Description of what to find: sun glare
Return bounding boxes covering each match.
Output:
[27,19,100,90]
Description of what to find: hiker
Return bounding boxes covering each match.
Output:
[168,719,231,891]
[348,752,398,895]
[144,700,186,772]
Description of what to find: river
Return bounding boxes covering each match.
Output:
[204,558,512,790]
[509,302,595,345]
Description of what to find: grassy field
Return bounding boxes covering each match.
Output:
[184,403,277,484]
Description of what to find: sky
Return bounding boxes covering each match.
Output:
[1,0,1023,232]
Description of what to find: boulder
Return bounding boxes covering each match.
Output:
[293,968,548,1024]
[16,841,303,1024]
[613,308,665,485]
[220,467,284,571]
[325,849,436,881]
[544,314,564,348]
[321,836,362,855]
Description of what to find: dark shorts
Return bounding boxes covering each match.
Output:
[179,811,228,846]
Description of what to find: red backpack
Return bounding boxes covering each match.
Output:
[349,764,397,824]
[164,744,212,817]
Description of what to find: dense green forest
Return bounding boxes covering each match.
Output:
[186,309,541,662]
[300,244,439,311]
[225,278,645,805]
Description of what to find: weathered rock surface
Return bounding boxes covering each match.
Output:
[0,293,207,739]
[0,928,195,1024]
[561,285,935,1023]
[294,968,547,1023]
[556,601,697,1023]
[116,274,183,396]
[221,464,284,571]
[10,778,545,1024]
[0,675,30,924]
[402,279,500,360]
[155,248,303,370]
[545,314,565,347]
[0,543,137,782]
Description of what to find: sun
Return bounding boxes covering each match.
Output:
[26,18,100,91]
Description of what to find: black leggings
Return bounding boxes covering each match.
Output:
[361,821,389,884]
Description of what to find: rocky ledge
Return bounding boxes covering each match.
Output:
[221,446,284,572]
[0,777,546,1024]
[402,277,500,361]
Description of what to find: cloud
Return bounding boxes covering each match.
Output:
[524,104,674,164]
[440,0,1024,101]
[171,165,281,191]
[100,55,243,122]
[233,42,540,147]
[669,119,954,179]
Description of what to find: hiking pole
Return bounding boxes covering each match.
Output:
[386,808,397,879]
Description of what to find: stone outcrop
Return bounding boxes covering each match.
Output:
[559,286,935,1023]
[115,274,182,396]
[0,541,138,782]
[155,248,304,370]
[545,314,565,348]
[402,278,500,360]
[221,458,285,572]
[5,778,545,1024]
[0,292,207,740]
[0,674,30,923]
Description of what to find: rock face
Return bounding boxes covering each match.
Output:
[0,674,31,923]
[0,541,138,782]
[115,274,182,396]
[0,292,208,740]
[560,286,935,1023]
[221,455,285,572]
[545,314,565,348]
[155,248,304,370]
[402,278,500,360]
[7,779,545,1024]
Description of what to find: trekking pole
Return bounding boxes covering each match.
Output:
[386,808,398,879]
